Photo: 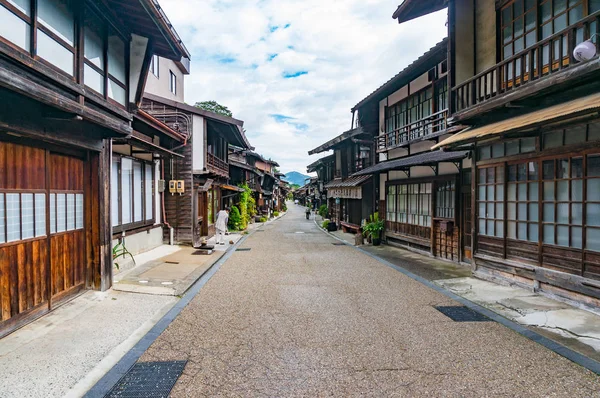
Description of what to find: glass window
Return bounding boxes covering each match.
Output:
[133,161,143,222]
[84,10,104,69]
[145,164,153,221]
[35,193,46,237]
[121,158,132,225]
[436,181,456,219]
[479,166,505,238]
[7,0,30,15]
[170,70,177,94]
[150,54,159,77]
[21,193,34,239]
[56,193,66,233]
[111,159,119,227]
[108,33,126,83]
[76,194,83,229]
[84,64,104,95]
[37,29,73,75]
[0,4,31,51]
[50,193,56,233]
[6,194,20,242]
[66,193,75,231]
[108,80,126,105]
[37,0,74,45]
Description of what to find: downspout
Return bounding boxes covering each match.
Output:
[161,159,174,245]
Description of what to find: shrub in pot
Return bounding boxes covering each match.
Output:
[362,212,384,246]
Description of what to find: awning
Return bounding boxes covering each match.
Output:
[221,184,245,193]
[352,150,469,176]
[126,135,184,158]
[324,175,371,189]
[433,92,600,150]
[392,0,446,24]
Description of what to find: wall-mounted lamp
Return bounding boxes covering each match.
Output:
[574,34,599,62]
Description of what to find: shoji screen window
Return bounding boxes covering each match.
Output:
[84,9,105,95]
[507,162,539,242]
[587,155,600,252]
[386,186,397,222]
[542,157,583,248]
[36,0,75,75]
[0,193,47,243]
[478,166,505,237]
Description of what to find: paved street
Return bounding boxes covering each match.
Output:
[138,204,600,397]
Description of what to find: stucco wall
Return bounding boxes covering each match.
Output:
[454,0,475,85]
[476,0,497,74]
[144,57,185,102]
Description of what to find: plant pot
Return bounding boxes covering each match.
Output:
[372,237,381,246]
[327,223,337,232]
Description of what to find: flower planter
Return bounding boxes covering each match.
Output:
[372,237,381,246]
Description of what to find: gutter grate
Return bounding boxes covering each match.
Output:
[236,248,252,252]
[106,360,187,398]
[332,243,346,246]
[434,306,491,322]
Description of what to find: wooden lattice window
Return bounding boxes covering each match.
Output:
[478,166,505,238]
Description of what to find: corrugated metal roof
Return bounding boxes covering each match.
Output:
[352,150,469,176]
[433,92,600,150]
[324,175,372,189]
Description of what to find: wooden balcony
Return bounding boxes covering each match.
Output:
[207,152,229,177]
[376,109,448,153]
[453,11,600,116]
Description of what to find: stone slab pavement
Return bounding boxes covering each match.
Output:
[132,203,600,397]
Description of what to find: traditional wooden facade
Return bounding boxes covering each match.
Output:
[0,0,187,336]
[308,127,376,232]
[350,39,474,263]
[141,94,252,247]
[307,154,335,211]
[397,0,600,305]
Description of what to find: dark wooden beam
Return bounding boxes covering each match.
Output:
[0,64,132,136]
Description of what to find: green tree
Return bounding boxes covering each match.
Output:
[228,206,242,231]
[194,101,233,117]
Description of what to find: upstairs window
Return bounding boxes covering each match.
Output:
[83,7,127,106]
[169,70,177,94]
[0,0,32,51]
[150,54,159,77]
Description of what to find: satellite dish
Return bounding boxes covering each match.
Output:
[573,39,597,62]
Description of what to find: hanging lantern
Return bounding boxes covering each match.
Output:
[573,40,597,62]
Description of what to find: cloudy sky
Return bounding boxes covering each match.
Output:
[159,0,447,174]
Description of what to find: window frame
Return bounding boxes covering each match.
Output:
[150,54,159,77]
[0,0,130,108]
[169,70,177,95]
[111,155,155,233]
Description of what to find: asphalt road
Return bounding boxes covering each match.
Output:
[140,203,600,397]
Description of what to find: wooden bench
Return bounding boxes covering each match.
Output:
[340,221,361,234]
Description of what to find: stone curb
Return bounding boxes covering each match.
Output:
[314,218,600,376]
[83,230,256,397]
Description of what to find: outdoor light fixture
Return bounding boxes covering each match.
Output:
[573,34,599,62]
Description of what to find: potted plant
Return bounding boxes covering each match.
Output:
[363,212,384,246]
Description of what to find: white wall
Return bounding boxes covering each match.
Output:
[192,115,205,173]
[144,57,185,102]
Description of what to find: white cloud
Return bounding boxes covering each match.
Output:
[159,0,447,173]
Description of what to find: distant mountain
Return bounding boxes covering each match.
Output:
[284,171,311,187]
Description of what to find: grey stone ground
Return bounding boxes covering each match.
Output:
[140,203,600,397]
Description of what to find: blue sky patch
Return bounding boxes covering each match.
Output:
[270,114,309,131]
[283,71,308,78]
[267,53,278,61]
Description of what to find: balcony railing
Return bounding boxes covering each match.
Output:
[376,109,448,153]
[207,152,229,176]
[453,11,600,114]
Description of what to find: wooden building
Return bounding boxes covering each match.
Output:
[350,39,473,263]
[397,0,600,305]
[0,0,187,336]
[306,154,336,211]
[141,95,253,247]
[308,127,376,233]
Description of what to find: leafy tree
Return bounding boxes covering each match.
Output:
[194,101,233,117]
[228,206,242,231]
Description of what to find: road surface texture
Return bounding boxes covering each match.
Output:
[140,204,600,397]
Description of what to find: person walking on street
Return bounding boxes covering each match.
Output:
[215,207,229,245]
